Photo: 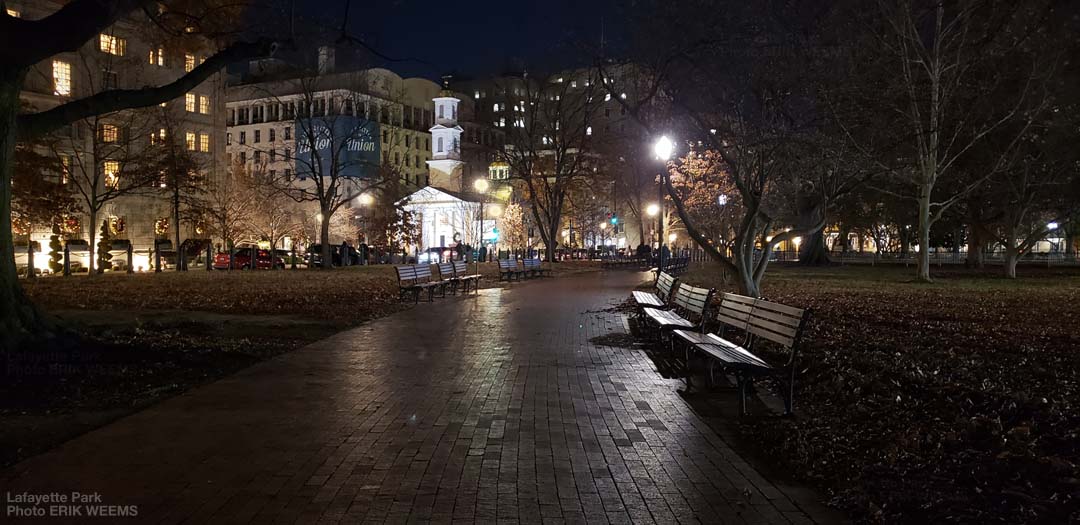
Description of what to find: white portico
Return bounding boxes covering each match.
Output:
[400,187,483,258]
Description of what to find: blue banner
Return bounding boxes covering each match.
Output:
[295,117,380,179]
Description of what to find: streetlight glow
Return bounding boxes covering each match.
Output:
[1047,221,1059,230]
[654,135,675,161]
[668,233,677,243]
[646,203,660,217]
[599,222,608,230]
[473,178,490,193]
[358,193,374,206]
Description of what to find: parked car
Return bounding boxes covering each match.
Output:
[213,246,285,270]
[306,244,361,267]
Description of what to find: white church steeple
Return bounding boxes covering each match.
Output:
[426,77,465,191]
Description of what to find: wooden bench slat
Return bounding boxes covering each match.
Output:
[747,312,801,337]
[750,305,804,328]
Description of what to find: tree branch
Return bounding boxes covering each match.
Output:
[18,39,279,138]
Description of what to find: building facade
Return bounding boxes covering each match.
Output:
[13,0,228,272]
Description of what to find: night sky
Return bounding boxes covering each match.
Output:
[303,0,625,80]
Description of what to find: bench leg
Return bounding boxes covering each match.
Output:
[683,342,695,392]
[738,375,753,416]
[784,367,796,415]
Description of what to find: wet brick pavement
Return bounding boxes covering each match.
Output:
[1,271,841,524]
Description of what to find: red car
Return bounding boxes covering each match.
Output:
[213,247,285,270]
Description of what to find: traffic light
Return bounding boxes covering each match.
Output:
[610,214,618,225]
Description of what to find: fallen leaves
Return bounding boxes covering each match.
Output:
[679,264,1080,524]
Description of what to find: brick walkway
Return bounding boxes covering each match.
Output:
[1,271,840,524]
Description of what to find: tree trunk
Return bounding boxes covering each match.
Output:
[87,208,97,276]
[320,211,332,268]
[1064,226,1075,259]
[966,226,985,269]
[1004,247,1019,279]
[545,219,558,263]
[798,230,830,266]
[173,189,183,271]
[916,191,932,282]
[0,67,52,349]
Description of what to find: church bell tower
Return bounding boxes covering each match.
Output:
[425,77,465,192]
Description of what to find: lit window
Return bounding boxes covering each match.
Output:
[199,133,209,152]
[103,161,120,189]
[499,117,506,127]
[474,91,480,99]
[185,132,196,151]
[557,77,564,83]
[185,53,196,72]
[7,8,20,17]
[571,81,577,88]
[99,34,126,56]
[185,93,196,112]
[151,128,166,145]
[605,93,611,102]
[149,47,165,66]
[226,133,231,145]
[620,93,627,99]
[586,126,593,136]
[52,61,71,96]
[199,95,210,114]
[101,124,119,143]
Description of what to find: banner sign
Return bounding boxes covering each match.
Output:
[295,117,380,179]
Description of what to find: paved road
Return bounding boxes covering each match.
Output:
[1,271,837,524]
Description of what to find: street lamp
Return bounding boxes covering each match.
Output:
[653,135,675,273]
[599,221,608,255]
[474,178,489,267]
[356,194,374,255]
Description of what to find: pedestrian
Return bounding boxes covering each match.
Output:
[340,241,350,266]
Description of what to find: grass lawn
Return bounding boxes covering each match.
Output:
[674,262,1080,523]
[3,260,600,467]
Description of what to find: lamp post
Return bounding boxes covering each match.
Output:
[646,203,659,262]
[474,178,489,271]
[653,136,675,273]
[599,221,608,257]
[357,193,374,264]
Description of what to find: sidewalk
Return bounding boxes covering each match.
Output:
[1,271,841,524]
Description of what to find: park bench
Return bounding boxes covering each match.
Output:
[641,283,714,339]
[673,293,810,415]
[522,258,551,278]
[452,260,482,294]
[631,271,678,317]
[437,262,464,294]
[395,264,446,303]
[499,259,525,281]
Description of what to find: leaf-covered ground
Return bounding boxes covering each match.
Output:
[5,261,601,466]
[676,263,1080,524]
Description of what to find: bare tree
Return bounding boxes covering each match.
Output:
[203,160,255,255]
[843,0,1054,281]
[498,72,601,262]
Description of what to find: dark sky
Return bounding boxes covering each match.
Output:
[304,0,625,80]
